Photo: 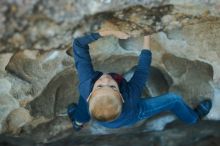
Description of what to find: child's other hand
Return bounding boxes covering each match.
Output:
[99,30,130,39]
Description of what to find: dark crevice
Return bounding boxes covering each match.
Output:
[124,66,170,97]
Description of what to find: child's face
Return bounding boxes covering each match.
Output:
[87,74,124,102]
[92,74,120,92]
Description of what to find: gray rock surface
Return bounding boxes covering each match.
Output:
[0,0,220,145]
[6,107,32,134]
[0,121,220,146]
[0,93,19,133]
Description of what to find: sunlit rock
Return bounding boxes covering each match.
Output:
[6,107,32,134]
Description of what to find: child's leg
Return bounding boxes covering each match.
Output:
[137,92,199,124]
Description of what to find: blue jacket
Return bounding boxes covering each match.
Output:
[72,33,152,128]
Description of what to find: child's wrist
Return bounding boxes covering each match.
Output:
[99,30,111,37]
[142,48,151,51]
[143,36,150,48]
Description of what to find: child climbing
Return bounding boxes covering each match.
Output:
[67,30,212,131]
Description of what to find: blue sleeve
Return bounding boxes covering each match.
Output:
[128,49,152,98]
[74,96,91,123]
[72,33,102,83]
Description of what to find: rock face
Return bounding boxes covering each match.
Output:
[6,107,32,134]
[0,121,220,146]
[0,0,220,145]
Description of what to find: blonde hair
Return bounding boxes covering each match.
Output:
[88,94,122,122]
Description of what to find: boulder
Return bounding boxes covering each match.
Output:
[6,108,32,134]
[0,0,220,145]
[0,53,13,73]
[5,49,73,102]
[0,93,19,133]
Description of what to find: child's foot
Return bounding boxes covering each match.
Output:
[67,103,84,131]
[67,103,77,121]
[194,99,212,119]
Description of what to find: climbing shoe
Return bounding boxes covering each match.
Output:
[72,120,84,131]
[67,103,83,131]
[67,103,77,121]
[194,99,212,119]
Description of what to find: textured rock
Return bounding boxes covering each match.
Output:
[25,117,72,143]
[28,67,78,119]
[6,108,32,134]
[5,50,73,102]
[1,0,219,53]
[48,121,220,146]
[1,121,220,146]
[90,38,137,72]
[0,53,13,73]
[0,0,220,145]
[0,93,19,133]
[151,21,220,118]
[5,73,32,107]
[162,53,214,105]
[0,78,11,94]
[124,66,170,97]
[0,78,17,133]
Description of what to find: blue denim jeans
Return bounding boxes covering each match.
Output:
[137,92,199,124]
